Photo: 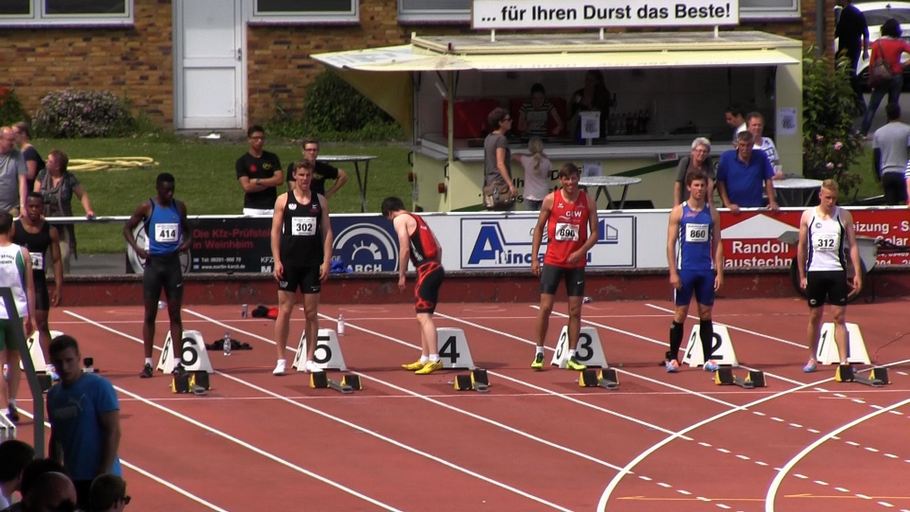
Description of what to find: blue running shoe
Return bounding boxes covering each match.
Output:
[703,361,719,372]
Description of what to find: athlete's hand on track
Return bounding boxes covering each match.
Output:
[398,274,406,291]
[273,261,285,281]
[319,263,328,282]
[531,259,540,276]
[52,289,60,307]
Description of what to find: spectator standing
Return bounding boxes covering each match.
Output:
[861,19,910,136]
[746,112,783,179]
[0,440,35,509]
[872,103,910,204]
[11,123,42,195]
[569,70,611,141]
[0,127,27,217]
[286,138,348,199]
[89,474,130,512]
[716,131,779,213]
[236,125,283,215]
[518,83,563,138]
[35,149,95,274]
[723,107,747,144]
[835,0,870,113]
[483,108,517,210]
[673,137,714,205]
[47,335,121,509]
[513,137,552,211]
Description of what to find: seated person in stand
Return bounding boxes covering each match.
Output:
[746,111,784,179]
[716,131,779,213]
[673,137,715,205]
[518,83,563,138]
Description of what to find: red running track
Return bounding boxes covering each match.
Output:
[10,296,910,511]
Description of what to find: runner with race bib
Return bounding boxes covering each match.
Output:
[530,163,599,371]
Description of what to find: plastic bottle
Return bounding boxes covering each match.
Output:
[241,304,249,318]
[223,332,232,356]
[337,313,345,336]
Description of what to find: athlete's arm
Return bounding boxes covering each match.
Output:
[530,193,552,276]
[666,205,682,289]
[177,200,193,253]
[21,247,36,333]
[123,201,151,260]
[49,225,63,306]
[270,194,288,280]
[711,206,724,291]
[392,214,414,291]
[318,194,333,282]
[842,209,863,295]
[568,193,598,263]
[796,209,811,289]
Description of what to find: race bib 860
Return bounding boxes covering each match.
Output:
[685,223,709,243]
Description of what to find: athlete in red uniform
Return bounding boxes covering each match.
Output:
[382,196,445,375]
[530,163,599,370]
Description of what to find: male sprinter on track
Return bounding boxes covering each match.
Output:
[797,179,862,372]
[270,160,333,376]
[123,173,192,378]
[382,196,445,375]
[665,170,724,372]
[0,211,35,423]
[530,162,598,371]
[14,192,63,379]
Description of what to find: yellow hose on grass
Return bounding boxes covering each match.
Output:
[67,157,159,172]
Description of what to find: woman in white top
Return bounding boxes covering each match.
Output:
[513,137,552,211]
[796,179,862,373]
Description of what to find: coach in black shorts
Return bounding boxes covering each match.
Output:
[124,173,192,378]
[270,160,334,376]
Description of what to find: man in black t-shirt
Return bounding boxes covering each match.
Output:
[236,125,283,215]
[285,138,348,198]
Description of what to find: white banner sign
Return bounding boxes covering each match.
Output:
[472,0,739,29]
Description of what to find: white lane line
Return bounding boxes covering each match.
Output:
[67,310,569,512]
[644,303,809,350]
[178,308,576,510]
[764,397,910,512]
[14,408,230,512]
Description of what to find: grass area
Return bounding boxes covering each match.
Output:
[35,135,412,253]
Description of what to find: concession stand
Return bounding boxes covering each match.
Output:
[312,0,803,211]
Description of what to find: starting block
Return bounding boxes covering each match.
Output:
[835,365,889,387]
[293,328,347,371]
[158,330,214,374]
[578,368,619,390]
[310,372,362,394]
[816,323,871,365]
[453,368,490,392]
[171,370,210,394]
[714,368,766,389]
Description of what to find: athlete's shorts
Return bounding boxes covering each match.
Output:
[674,269,716,306]
[279,264,321,294]
[0,319,19,352]
[415,261,444,314]
[806,270,848,308]
[34,273,50,312]
[540,264,585,297]
[143,253,184,304]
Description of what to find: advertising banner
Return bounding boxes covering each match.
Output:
[472,0,739,30]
